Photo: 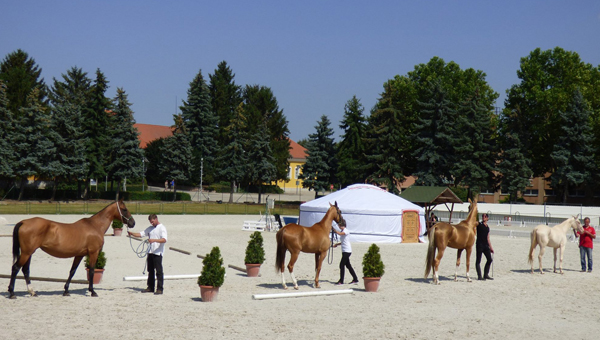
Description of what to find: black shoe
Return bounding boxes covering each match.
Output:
[154,290,163,295]
[484,276,493,280]
[478,277,485,281]
[349,280,359,285]
[335,281,343,285]
[141,288,154,293]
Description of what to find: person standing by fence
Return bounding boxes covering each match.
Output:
[577,217,596,273]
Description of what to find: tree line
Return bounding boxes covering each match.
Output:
[2,47,599,204]
[301,48,600,203]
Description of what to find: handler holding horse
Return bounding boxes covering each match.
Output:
[275,202,345,290]
[424,198,478,285]
[7,199,135,299]
[528,215,582,274]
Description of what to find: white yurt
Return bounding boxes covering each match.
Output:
[299,184,426,243]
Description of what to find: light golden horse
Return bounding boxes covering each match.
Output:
[275,202,344,289]
[528,215,582,274]
[424,198,478,285]
[7,200,135,299]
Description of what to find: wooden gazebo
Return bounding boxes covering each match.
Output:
[399,186,463,228]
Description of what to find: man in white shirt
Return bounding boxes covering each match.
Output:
[333,220,359,285]
[128,214,168,295]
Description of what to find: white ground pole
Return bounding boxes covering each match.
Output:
[123,274,201,281]
[252,289,354,300]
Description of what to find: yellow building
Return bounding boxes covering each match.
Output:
[276,139,307,192]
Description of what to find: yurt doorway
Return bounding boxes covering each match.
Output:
[402,210,420,243]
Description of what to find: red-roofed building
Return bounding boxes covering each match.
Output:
[134,123,173,148]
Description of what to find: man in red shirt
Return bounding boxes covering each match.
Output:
[576,217,596,273]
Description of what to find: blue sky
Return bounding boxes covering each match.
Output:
[2,1,599,142]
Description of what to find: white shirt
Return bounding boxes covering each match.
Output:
[140,223,168,256]
[339,227,352,253]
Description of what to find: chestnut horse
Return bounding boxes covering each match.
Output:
[424,198,478,285]
[275,202,345,289]
[528,215,582,274]
[7,199,135,299]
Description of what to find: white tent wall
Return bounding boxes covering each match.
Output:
[298,184,426,244]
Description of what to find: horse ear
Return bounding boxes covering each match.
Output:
[335,201,338,207]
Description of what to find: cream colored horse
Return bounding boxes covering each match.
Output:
[528,215,582,274]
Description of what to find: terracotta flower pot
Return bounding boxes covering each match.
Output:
[85,268,105,284]
[363,277,381,292]
[199,285,219,302]
[245,263,261,277]
[113,228,123,236]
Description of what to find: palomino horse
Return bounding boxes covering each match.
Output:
[424,198,478,285]
[528,215,582,274]
[7,199,135,299]
[275,202,345,290]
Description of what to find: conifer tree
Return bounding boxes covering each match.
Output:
[412,80,457,186]
[246,121,277,203]
[300,115,336,198]
[549,89,596,203]
[0,81,15,180]
[12,88,58,200]
[217,103,249,203]
[497,133,532,202]
[108,88,144,198]
[159,114,193,201]
[209,61,242,154]
[0,49,47,115]
[82,69,112,198]
[180,69,219,184]
[336,95,367,187]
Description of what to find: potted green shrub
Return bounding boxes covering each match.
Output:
[198,246,226,302]
[85,250,107,284]
[112,219,124,236]
[362,243,385,292]
[244,231,265,277]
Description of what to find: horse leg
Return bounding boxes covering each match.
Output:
[433,247,446,285]
[314,251,327,289]
[553,248,558,273]
[465,247,473,282]
[8,252,32,299]
[64,256,83,297]
[558,245,565,274]
[22,256,37,297]
[454,249,463,281]
[538,245,546,274]
[287,251,300,290]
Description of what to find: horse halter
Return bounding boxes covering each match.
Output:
[116,202,133,228]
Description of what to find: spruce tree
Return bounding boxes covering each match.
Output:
[13,88,57,200]
[365,86,408,194]
[452,88,498,197]
[108,88,144,198]
[337,95,367,187]
[159,114,193,201]
[209,61,242,156]
[412,80,456,186]
[82,69,112,198]
[0,49,47,115]
[549,89,596,203]
[180,69,219,184]
[300,115,336,198]
[0,81,15,180]
[217,103,249,203]
[246,121,277,203]
[497,133,532,202]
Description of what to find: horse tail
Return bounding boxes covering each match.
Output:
[275,227,286,274]
[528,229,537,264]
[12,222,23,265]
[424,224,437,279]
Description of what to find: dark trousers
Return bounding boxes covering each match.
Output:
[476,246,493,279]
[339,252,358,283]
[147,253,164,291]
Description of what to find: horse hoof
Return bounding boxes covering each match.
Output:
[91,291,98,297]
[63,292,70,297]
[9,293,16,300]
[31,292,38,297]
[283,286,288,290]
[294,286,299,290]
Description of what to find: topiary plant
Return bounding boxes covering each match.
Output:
[362,243,385,278]
[85,250,107,270]
[112,219,123,229]
[198,246,226,288]
[244,231,265,264]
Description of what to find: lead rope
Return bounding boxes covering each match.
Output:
[328,227,338,265]
[129,235,150,274]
